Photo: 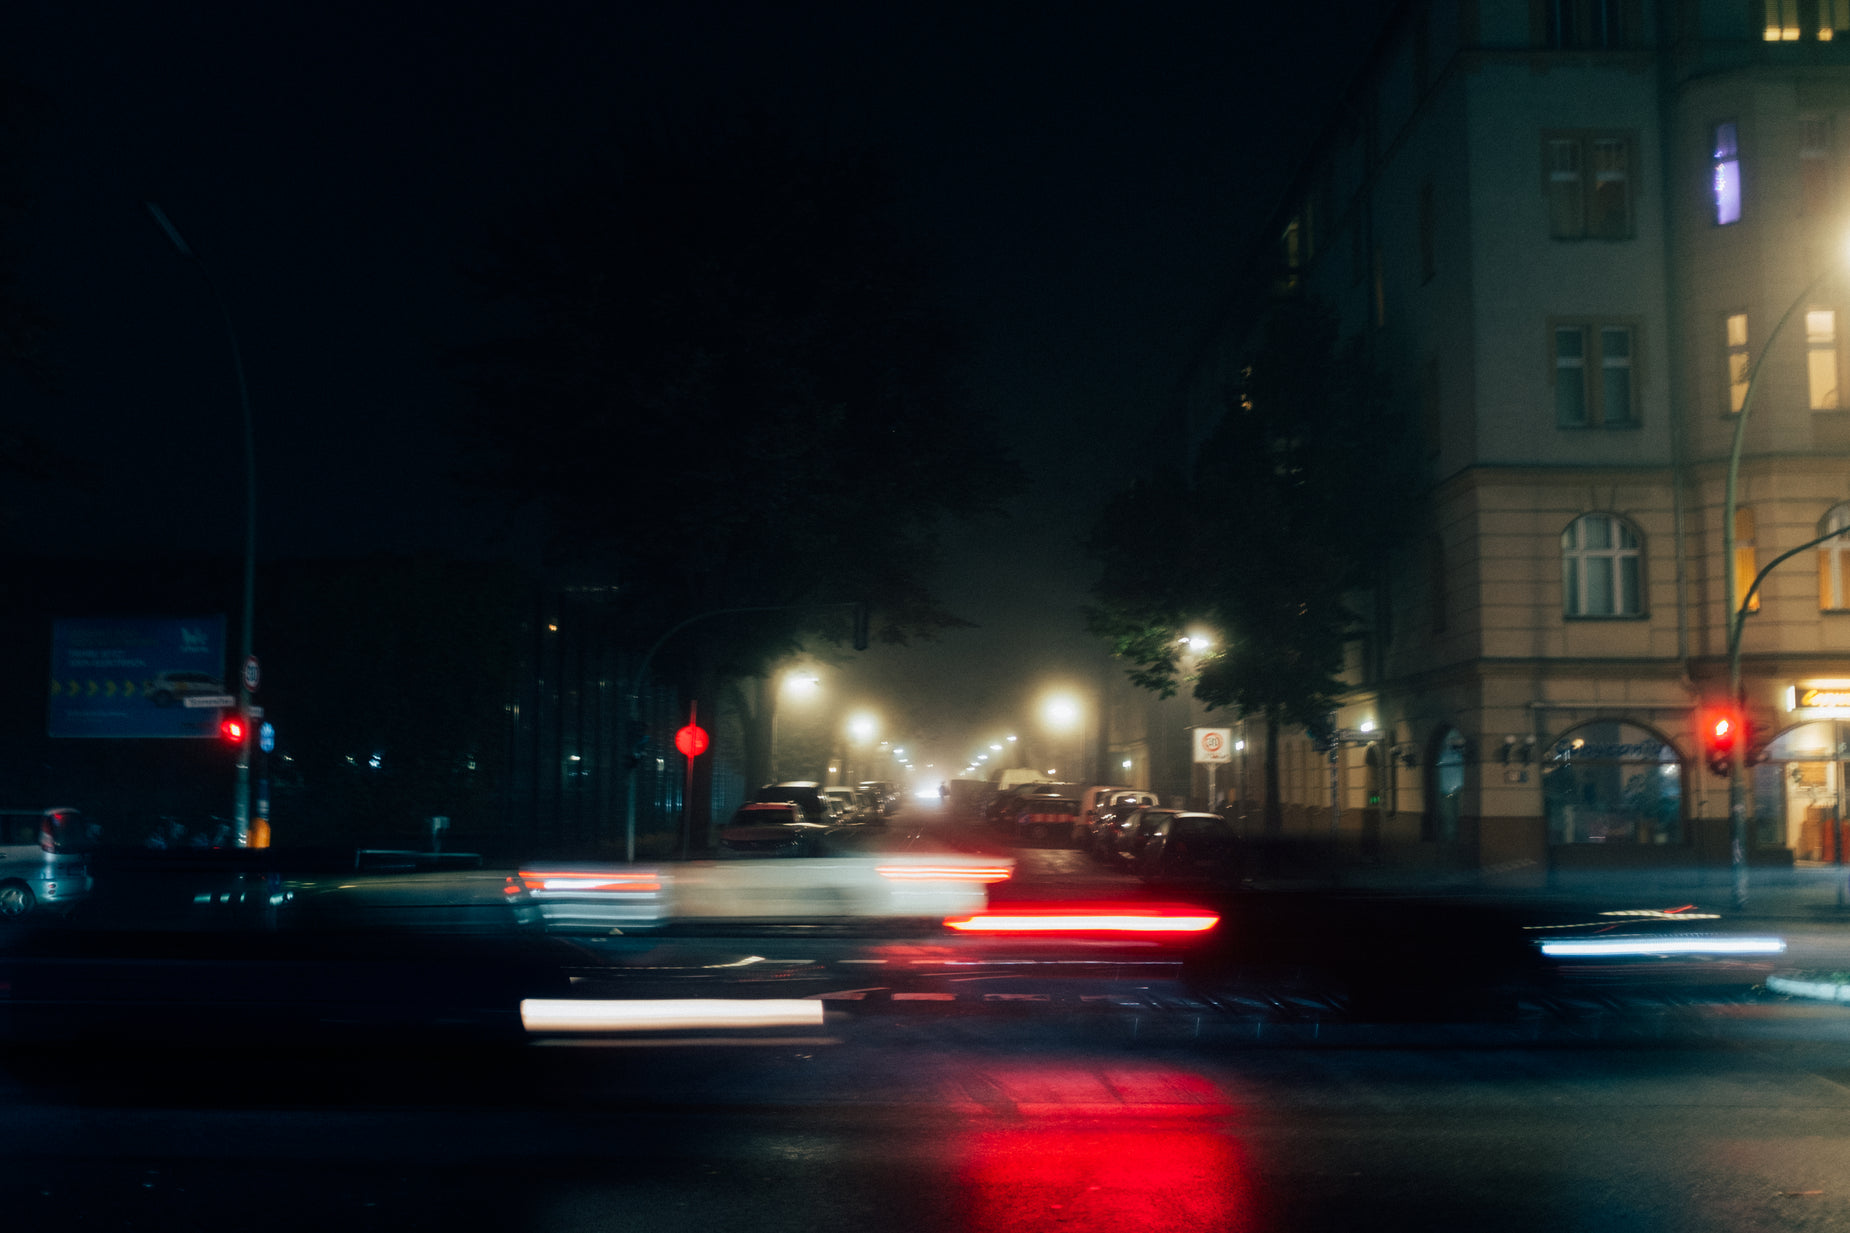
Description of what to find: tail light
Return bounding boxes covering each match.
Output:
[509,869,664,895]
[943,904,1220,935]
[877,863,1012,883]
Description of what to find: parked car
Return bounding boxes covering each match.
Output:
[1101,806,1180,866]
[821,786,881,824]
[0,807,94,918]
[1077,784,1134,844]
[144,670,227,707]
[751,782,830,823]
[1012,795,1080,845]
[1132,811,1240,882]
[1087,790,1159,858]
[718,802,832,857]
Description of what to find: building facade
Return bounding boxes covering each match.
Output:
[1192,0,1850,884]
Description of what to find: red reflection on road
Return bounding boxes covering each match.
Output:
[953,1071,1254,1232]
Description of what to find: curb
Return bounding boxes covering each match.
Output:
[1766,972,1850,1003]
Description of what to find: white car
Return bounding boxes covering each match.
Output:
[508,831,1012,932]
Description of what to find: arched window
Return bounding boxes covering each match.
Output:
[1820,503,1850,611]
[1543,720,1683,844]
[1562,513,1643,617]
[1426,727,1464,843]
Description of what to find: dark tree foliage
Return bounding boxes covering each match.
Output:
[1088,296,1424,743]
[454,120,1017,681]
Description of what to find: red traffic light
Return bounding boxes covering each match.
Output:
[1702,706,1744,776]
[673,723,710,758]
[220,715,246,743]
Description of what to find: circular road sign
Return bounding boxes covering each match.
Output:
[674,723,710,758]
[1202,731,1223,754]
[243,655,260,692]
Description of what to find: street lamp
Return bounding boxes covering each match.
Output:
[771,670,820,781]
[146,202,256,847]
[1723,235,1850,907]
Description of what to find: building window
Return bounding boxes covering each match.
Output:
[1725,312,1751,414]
[1801,117,1833,215]
[1764,0,1849,38]
[1562,512,1643,617]
[1544,721,1683,844]
[1826,0,1850,39]
[1809,308,1839,410]
[1712,122,1742,225]
[1427,729,1464,843]
[1543,0,1639,47]
[1418,182,1436,282]
[1735,506,1761,615]
[1544,133,1631,239]
[1821,503,1850,611]
[1553,324,1637,427]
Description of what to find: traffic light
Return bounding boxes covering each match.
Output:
[1703,707,1742,777]
[220,714,246,744]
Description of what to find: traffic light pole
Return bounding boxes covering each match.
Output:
[620,601,867,861]
[147,203,257,847]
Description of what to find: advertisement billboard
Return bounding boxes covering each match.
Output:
[48,617,229,738]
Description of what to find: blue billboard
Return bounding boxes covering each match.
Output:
[48,617,229,738]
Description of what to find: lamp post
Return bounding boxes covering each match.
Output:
[147,203,256,847]
[1723,244,1850,908]
[771,671,820,781]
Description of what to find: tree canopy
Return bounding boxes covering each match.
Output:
[454,119,1017,679]
[1087,297,1424,737]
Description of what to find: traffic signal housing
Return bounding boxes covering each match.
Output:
[1702,707,1743,777]
[220,714,246,744]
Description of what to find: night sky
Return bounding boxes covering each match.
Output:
[8,1,1384,762]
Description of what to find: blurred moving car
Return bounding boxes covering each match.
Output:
[509,829,1012,932]
[1132,811,1240,882]
[0,807,94,919]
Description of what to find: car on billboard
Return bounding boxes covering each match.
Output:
[145,671,227,707]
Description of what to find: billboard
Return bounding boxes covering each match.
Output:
[48,617,229,738]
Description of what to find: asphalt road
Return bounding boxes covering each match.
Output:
[3,808,1850,1229]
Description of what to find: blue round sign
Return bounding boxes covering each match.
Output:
[259,721,275,753]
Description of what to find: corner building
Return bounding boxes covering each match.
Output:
[1201,0,1850,885]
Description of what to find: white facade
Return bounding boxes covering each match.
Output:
[1193,0,1850,882]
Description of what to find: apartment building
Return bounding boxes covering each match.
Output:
[1183,0,1850,884]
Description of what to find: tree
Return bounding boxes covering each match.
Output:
[1088,297,1423,831]
[453,117,1016,839]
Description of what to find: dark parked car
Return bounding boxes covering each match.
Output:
[1087,790,1159,858]
[1133,811,1240,882]
[718,801,832,856]
[751,781,830,823]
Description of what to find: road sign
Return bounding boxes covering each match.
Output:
[183,695,237,709]
[674,723,710,758]
[1192,727,1233,764]
[259,721,275,753]
[243,655,260,692]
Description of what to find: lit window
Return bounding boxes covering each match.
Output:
[1554,323,1637,428]
[1821,503,1850,611]
[1764,0,1801,39]
[1734,507,1760,615]
[1712,122,1742,225]
[1544,134,1631,240]
[1725,313,1750,414]
[1801,117,1832,214]
[1808,308,1838,410]
[1562,513,1643,617]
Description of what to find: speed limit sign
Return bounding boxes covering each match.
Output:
[1193,727,1233,764]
